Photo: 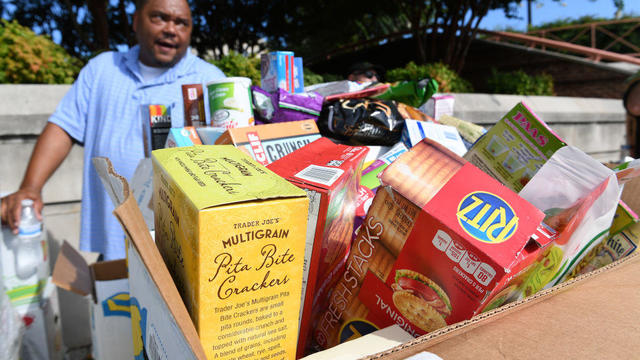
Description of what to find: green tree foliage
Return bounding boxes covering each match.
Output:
[0,19,82,84]
[386,61,473,93]
[211,51,261,85]
[5,0,134,59]
[486,68,554,96]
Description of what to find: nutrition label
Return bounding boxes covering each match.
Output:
[212,292,291,359]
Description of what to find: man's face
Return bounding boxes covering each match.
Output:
[133,0,191,67]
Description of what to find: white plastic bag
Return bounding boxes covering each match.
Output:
[1,265,25,360]
[518,146,621,294]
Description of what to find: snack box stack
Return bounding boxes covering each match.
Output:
[312,138,556,351]
[267,137,369,357]
[463,101,566,192]
[215,119,322,165]
[152,145,310,360]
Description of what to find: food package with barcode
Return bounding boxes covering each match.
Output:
[152,145,310,360]
[401,119,467,156]
[313,138,555,351]
[267,137,369,357]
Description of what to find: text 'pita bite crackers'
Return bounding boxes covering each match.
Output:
[152,145,309,360]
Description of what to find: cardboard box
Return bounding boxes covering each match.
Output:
[401,120,467,156]
[52,241,132,360]
[464,102,566,192]
[165,126,202,148]
[363,252,640,360]
[182,84,206,127]
[214,119,321,165]
[141,104,172,157]
[261,51,303,93]
[314,139,553,350]
[94,155,640,360]
[152,146,309,360]
[196,126,227,145]
[267,137,369,357]
[419,94,454,121]
[93,156,207,360]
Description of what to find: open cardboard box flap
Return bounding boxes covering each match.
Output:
[366,252,640,359]
[52,240,127,302]
[92,156,207,360]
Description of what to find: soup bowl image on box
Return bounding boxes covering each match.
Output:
[152,145,309,360]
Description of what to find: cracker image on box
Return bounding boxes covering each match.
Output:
[152,145,309,360]
[391,269,451,333]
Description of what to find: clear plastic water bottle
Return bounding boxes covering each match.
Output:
[15,199,43,280]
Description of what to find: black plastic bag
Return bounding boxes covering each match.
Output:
[318,99,405,146]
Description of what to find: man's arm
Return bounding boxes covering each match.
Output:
[1,122,73,233]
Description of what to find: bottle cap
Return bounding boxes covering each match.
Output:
[21,199,34,207]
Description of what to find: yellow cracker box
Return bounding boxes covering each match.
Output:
[152,145,309,360]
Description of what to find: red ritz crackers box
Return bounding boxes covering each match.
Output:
[267,137,368,357]
[314,139,554,350]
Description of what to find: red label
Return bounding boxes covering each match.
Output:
[247,132,268,165]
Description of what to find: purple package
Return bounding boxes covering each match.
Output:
[272,88,323,123]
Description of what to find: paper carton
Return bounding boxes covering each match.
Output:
[464,102,566,192]
[419,94,454,121]
[165,126,202,148]
[267,137,369,357]
[182,84,206,127]
[214,119,321,165]
[52,241,132,360]
[152,146,309,360]
[261,51,298,93]
[314,139,553,350]
[401,120,467,156]
[93,156,207,360]
[141,104,172,157]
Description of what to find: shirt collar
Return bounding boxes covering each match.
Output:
[123,45,196,86]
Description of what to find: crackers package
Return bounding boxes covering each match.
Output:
[463,102,566,192]
[215,119,321,165]
[267,137,368,357]
[314,139,555,350]
[152,145,309,360]
[141,104,172,157]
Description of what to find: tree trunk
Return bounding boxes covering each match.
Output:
[87,0,110,51]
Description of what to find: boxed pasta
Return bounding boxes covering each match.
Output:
[314,139,555,350]
[267,137,368,357]
[152,145,309,360]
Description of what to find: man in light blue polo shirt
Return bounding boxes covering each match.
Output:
[1,0,225,259]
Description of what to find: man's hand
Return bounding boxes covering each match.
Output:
[1,122,73,233]
[1,188,43,234]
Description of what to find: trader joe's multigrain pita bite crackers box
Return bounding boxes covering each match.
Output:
[152,145,309,360]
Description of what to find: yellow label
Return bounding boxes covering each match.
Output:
[153,145,309,360]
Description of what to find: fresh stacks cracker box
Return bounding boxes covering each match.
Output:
[267,137,369,357]
[151,146,309,360]
[314,139,554,350]
[463,102,566,192]
[52,241,132,360]
[214,119,321,165]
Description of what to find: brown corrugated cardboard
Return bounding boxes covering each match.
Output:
[91,155,640,360]
[93,156,207,360]
[366,252,640,359]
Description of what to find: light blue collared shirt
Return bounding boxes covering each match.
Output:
[49,45,225,260]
